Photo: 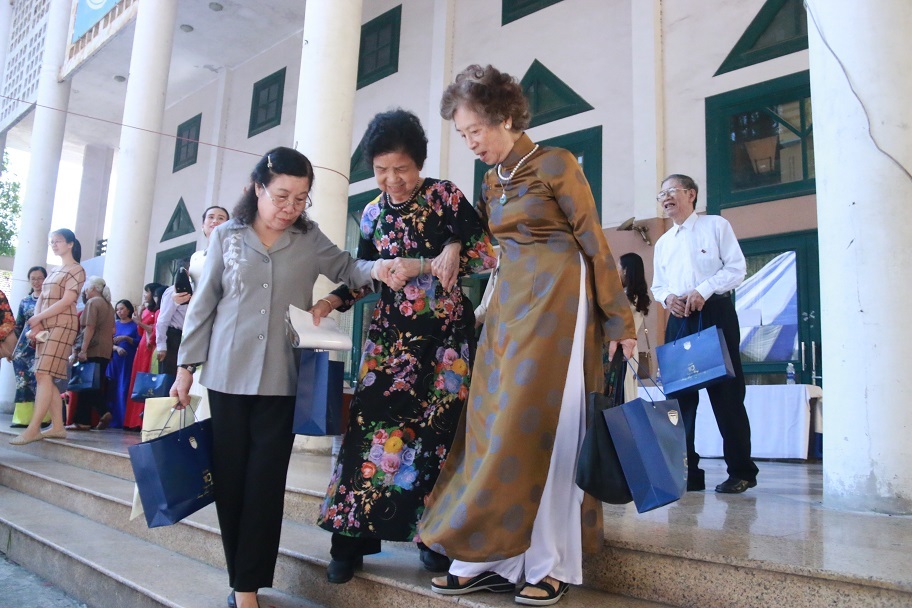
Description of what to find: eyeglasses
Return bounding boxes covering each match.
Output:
[259,183,312,211]
[656,187,692,201]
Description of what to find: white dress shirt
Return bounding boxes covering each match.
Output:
[651,212,746,307]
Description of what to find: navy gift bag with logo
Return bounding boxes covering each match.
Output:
[130,372,176,401]
[293,349,345,436]
[655,314,735,395]
[128,416,215,528]
[67,361,103,392]
[603,376,687,513]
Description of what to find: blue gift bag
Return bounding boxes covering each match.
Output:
[128,417,215,528]
[68,361,103,392]
[655,316,735,395]
[603,395,687,513]
[131,372,176,401]
[293,349,345,436]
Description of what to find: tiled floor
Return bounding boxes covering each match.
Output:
[5,424,912,592]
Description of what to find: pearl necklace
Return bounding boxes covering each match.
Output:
[385,179,424,210]
[496,144,539,205]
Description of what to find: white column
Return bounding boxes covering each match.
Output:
[807,0,912,514]
[630,0,665,221]
[0,0,13,164]
[0,0,72,413]
[200,69,232,249]
[423,0,456,181]
[294,0,364,258]
[104,0,178,303]
[74,145,115,257]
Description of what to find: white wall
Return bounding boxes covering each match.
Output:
[661,0,810,215]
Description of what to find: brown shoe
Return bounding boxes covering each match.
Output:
[94,412,112,430]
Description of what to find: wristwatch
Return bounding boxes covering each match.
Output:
[178,363,199,374]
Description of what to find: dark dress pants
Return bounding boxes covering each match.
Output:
[74,357,110,425]
[161,327,182,376]
[664,294,758,484]
[208,390,296,592]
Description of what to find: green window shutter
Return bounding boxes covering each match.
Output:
[502,0,564,26]
[173,113,202,173]
[521,60,593,128]
[357,5,401,89]
[350,139,374,184]
[248,67,286,137]
[161,198,196,242]
[715,0,808,76]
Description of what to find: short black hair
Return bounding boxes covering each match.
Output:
[362,109,428,170]
[115,299,135,317]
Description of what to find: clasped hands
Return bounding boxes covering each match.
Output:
[375,241,462,292]
[666,290,706,318]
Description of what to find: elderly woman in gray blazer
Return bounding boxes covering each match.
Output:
[172,147,401,608]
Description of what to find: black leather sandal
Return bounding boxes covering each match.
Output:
[515,579,570,606]
[431,571,515,595]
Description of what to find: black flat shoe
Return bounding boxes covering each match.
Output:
[715,476,757,494]
[419,545,452,572]
[327,556,363,584]
[227,591,236,608]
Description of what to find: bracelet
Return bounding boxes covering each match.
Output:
[319,297,335,310]
[419,256,425,274]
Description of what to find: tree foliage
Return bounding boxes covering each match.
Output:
[0,152,22,257]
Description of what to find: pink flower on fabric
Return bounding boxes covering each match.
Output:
[399,301,414,316]
[442,348,458,366]
[380,452,401,474]
[404,284,422,301]
[373,429,389,445]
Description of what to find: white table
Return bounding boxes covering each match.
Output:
[637,384,823,459]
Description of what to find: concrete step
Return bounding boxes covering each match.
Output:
[4,425,911,608]
[0,444,667,608]
[0,487,322,608]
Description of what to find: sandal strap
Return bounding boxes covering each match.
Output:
[518,579,564,599]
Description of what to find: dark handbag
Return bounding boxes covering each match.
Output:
[655,313,735,395]
[575,348,633,504]
[128,412,214,528]
[68,361,103,391]
[293,349,346,436]
[604,373,687,513]
[174,267,193,295]
[131,372,176,401]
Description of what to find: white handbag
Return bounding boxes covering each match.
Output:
[286,304,353,351]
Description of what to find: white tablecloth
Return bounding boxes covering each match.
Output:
[637,384,823,459]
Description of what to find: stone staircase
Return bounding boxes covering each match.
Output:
[1,425,910,608]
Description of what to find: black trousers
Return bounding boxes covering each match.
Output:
[161,327,182,376]
[74,357,110,425]
[208,390,296,591]
[664,294,758,484]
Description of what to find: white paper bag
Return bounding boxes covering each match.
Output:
[286,304,353,351]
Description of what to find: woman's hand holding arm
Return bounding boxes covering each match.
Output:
[431,241,462,291]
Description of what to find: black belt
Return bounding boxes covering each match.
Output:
[706,291,732,302]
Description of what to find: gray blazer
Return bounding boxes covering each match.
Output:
[178,218,374,396]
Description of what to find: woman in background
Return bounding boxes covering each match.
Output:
[123,282,162,431]
[10,229,85,445]
[10,266,47,427]
[106,299,140,428]
[618,252,650,400]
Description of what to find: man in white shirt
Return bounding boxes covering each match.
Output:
[651,174,758,494]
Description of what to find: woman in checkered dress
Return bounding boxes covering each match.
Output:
[9,229,85,445]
